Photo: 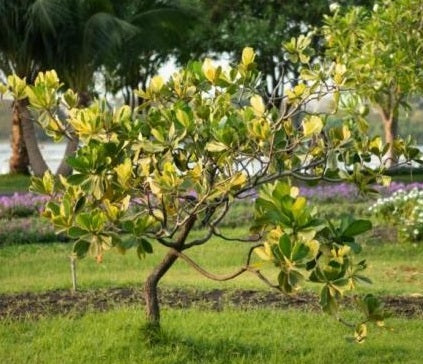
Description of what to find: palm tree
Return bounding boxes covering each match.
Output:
[0,0,47,175]
[104,0,196,108]
[0,0,134,176]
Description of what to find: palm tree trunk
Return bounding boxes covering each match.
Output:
[18,99,49,176]
[9,101,30,175]
[55,137,79,176]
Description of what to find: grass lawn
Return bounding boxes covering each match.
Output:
[1,307,423,364]
[1,227,422,295]
[1,183,423,363]
[0,174,31,194]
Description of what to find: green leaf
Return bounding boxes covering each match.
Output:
[288,269,303,287]
[353,275,372,285]
[344,240,362,254]
[320,285,338,315]
[73,240,90,258]
[291,242,309,262]
[68,226,88,238]
[67,174,88,186]
[76,213,92,231]
[278,234,292,258]
[140,238,153,254]
[343,220,372,237]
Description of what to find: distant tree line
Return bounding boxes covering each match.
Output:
[0,0,376,175]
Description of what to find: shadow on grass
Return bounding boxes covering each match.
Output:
[119,323,272,363]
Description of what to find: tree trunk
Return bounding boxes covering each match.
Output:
[18,99,50,176]
[9,101,30,175]
[144,250,179,325]
[55,137,79,176]
[144,216,197,327]
[380,107,398,168]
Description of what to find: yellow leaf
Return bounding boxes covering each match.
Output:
[290,186,299,198]
[176,109,190,128]
[254,246,272,261]
[303,115,323,137]
[242,47,255,66]
[139,158,151,176]
[0,83,7,95]
[114,158,132,187]
[342,125,351,140]
[305,239,320,258]
[202,58,217,83]
[7,74,27,99]
[230,173,247,188]
[292,196,306,218]
[335,63,346,76]
[149,75,164,93]
[354,323,367,343]
[250,95,265,116]
[103,199,119,220]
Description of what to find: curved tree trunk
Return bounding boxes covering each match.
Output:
[18,99,49,176]
[9,101,30,175]
[144,216,197,327]
[144,250,179,325]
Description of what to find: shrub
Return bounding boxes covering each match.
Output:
[3,45,420,340]
[0,217,68,245]
[0,193,48,219]
[369,188,423,242]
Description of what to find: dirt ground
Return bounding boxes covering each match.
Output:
[1,287,422,320]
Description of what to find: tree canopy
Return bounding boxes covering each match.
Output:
[323,0,423,164]
[2,43,420,339]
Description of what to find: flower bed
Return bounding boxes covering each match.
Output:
[0,193,48,219]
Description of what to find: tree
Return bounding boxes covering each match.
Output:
[323,0,423,165]
[6,46,419,340]
[104,0,196,109]
[26,0,136,176]
[178,0,374,104]
[0,0,134,176]
[0,0,47,174]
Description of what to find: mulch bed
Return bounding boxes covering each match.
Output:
[0,287,422,320]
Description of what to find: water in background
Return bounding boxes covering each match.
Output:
[0,142,67,174]
[0,141,421,175]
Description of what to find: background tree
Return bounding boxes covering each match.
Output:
[323,0,423,165]
[0,0,193,175]
[0,0,133,176]
[178,0,373,104]
[104,0,196,109]
[0,0,49,174]
[26,0,137,176]
[6,45,419,339]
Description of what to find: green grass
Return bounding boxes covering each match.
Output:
[1,227,422,295]
[1,307,422,363]
[0,174,31,194]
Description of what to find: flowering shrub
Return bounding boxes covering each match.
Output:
[0,217,68,245]
[301,182,423,202]
[0,193,48,219]
[369,188,423,242]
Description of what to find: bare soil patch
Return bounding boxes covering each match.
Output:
[0,287,422,320]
